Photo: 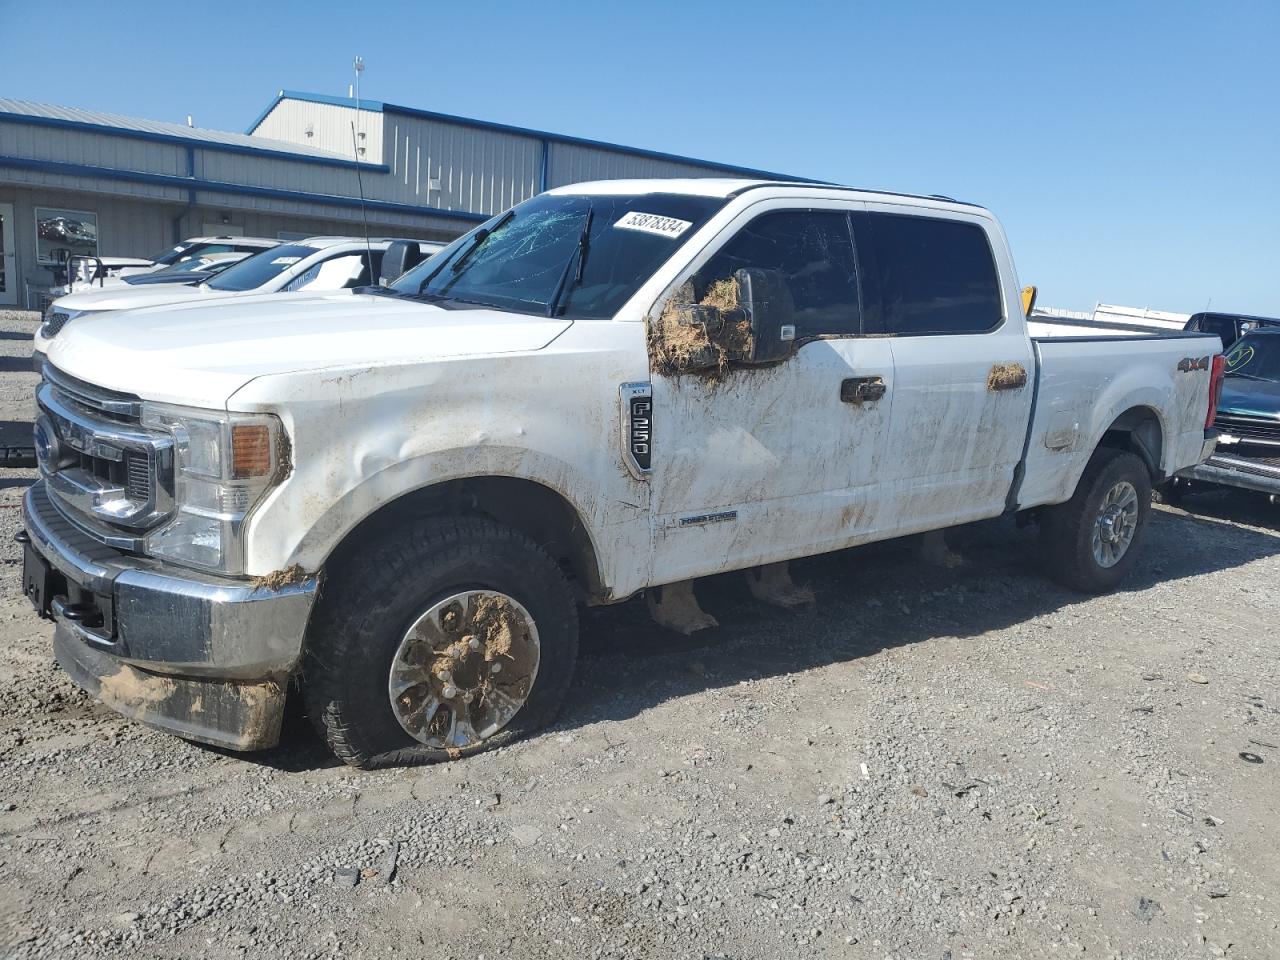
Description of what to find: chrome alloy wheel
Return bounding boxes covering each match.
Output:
[387,590,540,749]
[1092,480,1139,568]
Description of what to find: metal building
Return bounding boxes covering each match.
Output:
[0,91,797,309]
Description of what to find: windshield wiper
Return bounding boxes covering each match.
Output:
[546,204,594,318]
[416,210,516,294]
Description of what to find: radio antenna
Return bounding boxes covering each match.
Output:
[350,56,373,271]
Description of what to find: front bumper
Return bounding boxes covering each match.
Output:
[1180,453,1280,496]
[22,481,318,749]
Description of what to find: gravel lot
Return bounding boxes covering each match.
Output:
[1,308,1277,960]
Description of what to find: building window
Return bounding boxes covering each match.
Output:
[36,207,99,265]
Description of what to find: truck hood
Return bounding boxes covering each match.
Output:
[1218,379,1280,420]
[53,282,229,313]
[44,292,573,404]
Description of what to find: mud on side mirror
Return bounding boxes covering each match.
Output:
[735,267,796,364]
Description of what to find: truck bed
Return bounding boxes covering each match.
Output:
[1014,322,1220,510]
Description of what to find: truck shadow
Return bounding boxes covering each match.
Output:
[255,505,1278,770]
[563,506,1280,730]
[1162,486,1280,532]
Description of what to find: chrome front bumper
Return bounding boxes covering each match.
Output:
[22,481,318,749]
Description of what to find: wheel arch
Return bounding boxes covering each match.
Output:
[318,475,607,602]
[1096,404,1166,481]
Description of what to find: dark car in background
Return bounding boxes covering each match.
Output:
[1178,327,1280,498]
[1185,311,1280,350]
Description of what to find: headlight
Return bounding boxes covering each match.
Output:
[140,403,287,575]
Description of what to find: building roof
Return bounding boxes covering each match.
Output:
[0,97,354,163]
[249,89,806,182]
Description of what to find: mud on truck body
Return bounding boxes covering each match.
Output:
[20,179,1224,768]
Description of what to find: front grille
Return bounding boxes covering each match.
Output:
[1214,412,1280,445]
[42,311,71,338]
[126,452,151,501]
[36,366,174,543]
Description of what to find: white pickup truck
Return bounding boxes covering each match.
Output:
[33,236,443,369]
[20,179,1224,768]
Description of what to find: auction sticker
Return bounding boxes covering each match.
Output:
[614,211,693,238]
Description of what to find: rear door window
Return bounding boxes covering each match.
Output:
[866,213,1003,335]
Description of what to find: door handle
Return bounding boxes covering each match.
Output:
[840,376,887,404]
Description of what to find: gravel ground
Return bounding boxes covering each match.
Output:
[1,307,1278,959]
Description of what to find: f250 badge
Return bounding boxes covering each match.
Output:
[1176,355,1210,372]
[619,382,653,478]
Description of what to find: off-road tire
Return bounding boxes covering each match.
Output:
[302,517,579,768]
[1040,448,1152,594]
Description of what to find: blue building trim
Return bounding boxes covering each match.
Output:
[0,155,488,224]
[538,139,550,193]
[254,89,807,182]
[0,112,390,173]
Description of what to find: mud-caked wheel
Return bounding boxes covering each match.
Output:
[303,517,578,768]
[1040,448,1152,594]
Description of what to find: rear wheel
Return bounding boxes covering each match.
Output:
[1040,448,1152,593]
[303,517,579,768]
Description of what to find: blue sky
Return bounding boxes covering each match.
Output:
[2,0,1276,314]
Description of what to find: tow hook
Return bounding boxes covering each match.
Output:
[52,596,104,628]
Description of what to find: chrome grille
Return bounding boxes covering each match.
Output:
[126,452,151,501]
[1214,412,1280,446]
[35,367,174,543]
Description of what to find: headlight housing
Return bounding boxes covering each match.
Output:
[139,403,288,575]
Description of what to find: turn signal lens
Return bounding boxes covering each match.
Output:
[231,424,273,479]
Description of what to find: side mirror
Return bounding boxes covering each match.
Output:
[379,240,428,285]
[735,267,795,364]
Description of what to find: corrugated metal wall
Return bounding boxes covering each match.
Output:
[0,121,187,176]
[253,99,384,164]
[546,142,730,186]
[380,113,542,215]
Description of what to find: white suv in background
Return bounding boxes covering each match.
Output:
[50,236,281,295]
[35,237,443,364]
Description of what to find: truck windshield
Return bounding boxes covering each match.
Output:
[147,241,198,266]
[1224,335,1280,382]
[390,192,727,319]
[205,244,316,292]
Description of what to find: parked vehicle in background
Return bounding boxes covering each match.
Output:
[118,235,280,279]
[20,179,1222,767]
[1184,311,1280,351]
[48,236,281,296]
[53,255,154,294]
[1177,327,1280,497]
[33,237,443,366]
[112,252,251,286]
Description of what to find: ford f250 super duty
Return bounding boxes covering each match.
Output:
[19,179,1225,768]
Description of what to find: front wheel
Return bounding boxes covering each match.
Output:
[1040,448,1152,593]
[303,517,579,768]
